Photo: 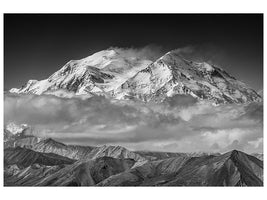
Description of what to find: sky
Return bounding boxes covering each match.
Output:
[4,14,263,91]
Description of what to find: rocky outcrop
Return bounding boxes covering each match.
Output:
[5,156,135,186]
[98,150,263,186]
[4,147,75,168]
[4,132,263,186]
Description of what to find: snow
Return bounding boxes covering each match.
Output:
[90,86,103,93]
[200,62,214,71]
[9,88,20,93]
[30,80,51,94]
[81,49,118,68]
[9,48,262,104]
[6,123,26,135]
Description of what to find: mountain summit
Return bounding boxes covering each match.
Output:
[10,49,262,104]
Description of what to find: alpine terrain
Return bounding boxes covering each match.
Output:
[5,48,263,186]
[3,122,263,186]
[9,49,262,104]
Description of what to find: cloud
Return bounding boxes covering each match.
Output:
[111,44,226,69]
[4,93,263,153]
[110,44,165,61]
[239,102,263,122]
[171,46,195,55]
[171,44,226,65]
[163,94,197,108]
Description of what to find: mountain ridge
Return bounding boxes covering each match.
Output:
[98,150,263,186]
[9,48,262,104]
[4,129,263,186]
[4,123,263,160]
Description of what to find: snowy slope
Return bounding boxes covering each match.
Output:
[116,51,262,104]
[10,49,152,98]
[10,48,262,104]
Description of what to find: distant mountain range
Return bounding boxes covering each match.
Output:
[4,123,263,186]
[9,49,262,104]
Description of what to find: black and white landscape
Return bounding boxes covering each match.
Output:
[4,14,263,186]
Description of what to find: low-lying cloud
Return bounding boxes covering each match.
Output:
[4,93,263,153]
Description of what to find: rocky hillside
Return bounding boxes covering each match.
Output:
[98,150,263,186]
[4,130,263,186]
[4,147,75,168]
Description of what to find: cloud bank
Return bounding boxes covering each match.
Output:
[4,93,263,153]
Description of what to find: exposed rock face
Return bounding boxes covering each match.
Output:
[5,155,135,186]
[135,151,221,161]
[98,150,263,186]
[164,150,263,186]
[4,132,263,186]
[4,124,43,149]
[251,153,263,161]
[9,49,261,104]
[9,49,152,97]
[4,164,65,186]
[4,129,147,162]
[4,144,263,186]
[117,52,261,104]
[87,145,147,163]
[4,147,75,168]
[3,125,263,186]
[31,138,94,160]
[35,156,135,186]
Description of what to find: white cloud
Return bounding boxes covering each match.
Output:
[4,93,263,153]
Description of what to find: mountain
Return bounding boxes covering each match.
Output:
[14,136,146,162]
[98,150,263,186]
[135,151,188,161]
[5,122,28,134]
[4,147,75,168]
[4,124,43,149]
[4,131,147,165]
[4,131,219,164]
[251,153,263,161]
[86,145,147,163]
[4,137,263,186]
[4,164,64,186]
[135,151,221,161]
[34,157,135,186]
[4,127,148,162]
[31,140,147,164]
[31,138,94,160]
[117,51,261,103]
[257,89,263,97]
[164,150,263,186]
[5,155,135,186]
[10,49,151,98]
[9,49,261,104]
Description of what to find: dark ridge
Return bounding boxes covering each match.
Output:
[42,138,67,147]
[4,147,76,168]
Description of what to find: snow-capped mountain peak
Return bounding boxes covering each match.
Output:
[10,49,152,97]
[5,123,28,135]
[116,51,262,103]
[9,49,262,104]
